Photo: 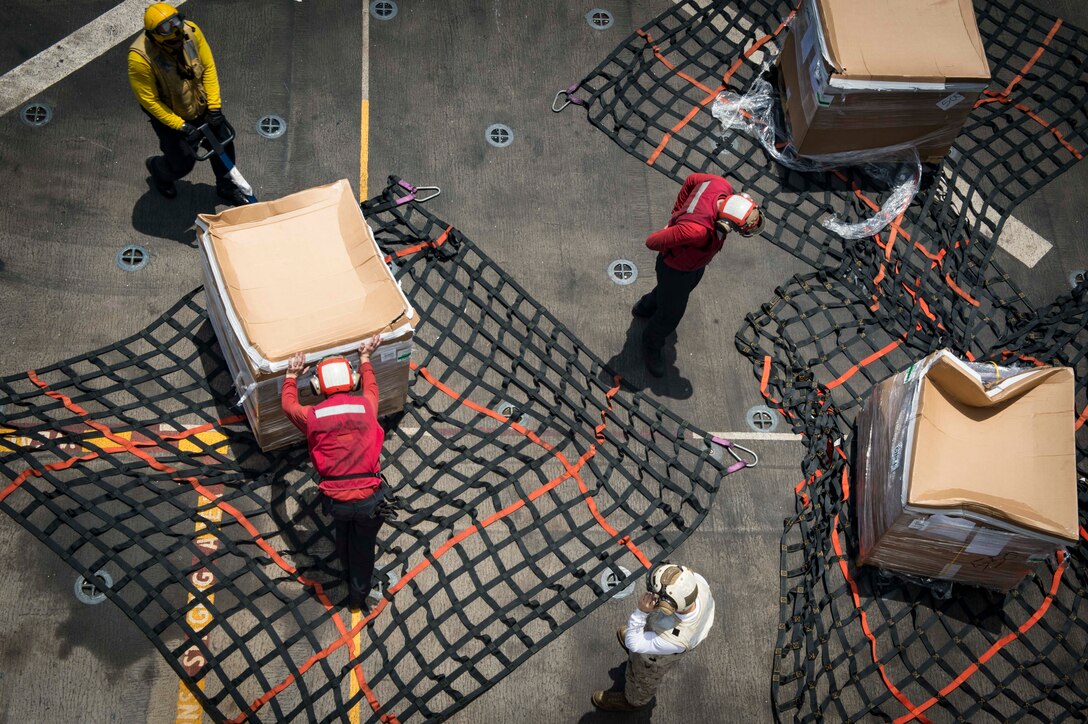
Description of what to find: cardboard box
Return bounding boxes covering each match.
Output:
[855,350,1077,591]
[196,179,416,451]
[777,0,991,162]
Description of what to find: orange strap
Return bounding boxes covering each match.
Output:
[823,340,902,391]
[1074,403,1088,431]
[383,225,453,264]
[997,19,1063,100]
[830,465,929,720]
[943,273,981,307]
[21,371,391,724]
[793,470,820,508]
[973,20,1082,161]
[410,363,650,567]
[893,551,1068,723]
[242,369,649,723]
[1011,102,1083,160]
[643,9,797,167]
[635,29,717,96]
[0,452,98,504]
[758,355,797,424]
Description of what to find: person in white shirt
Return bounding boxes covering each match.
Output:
[592,562,716,711]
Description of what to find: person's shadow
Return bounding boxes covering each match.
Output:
[601,317,694,400]
[131,181,222,247]
[577,662,658,723]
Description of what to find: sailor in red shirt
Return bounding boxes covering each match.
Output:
[632,173,764,377]
[281,334,388,610]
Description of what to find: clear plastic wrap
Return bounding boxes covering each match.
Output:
[711,78,922,239]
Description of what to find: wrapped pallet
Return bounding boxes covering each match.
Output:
[196,179,415,451]
[855,350,1077,592]
[777,0,992,162]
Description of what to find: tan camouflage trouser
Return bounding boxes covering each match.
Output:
[624,650,688,706]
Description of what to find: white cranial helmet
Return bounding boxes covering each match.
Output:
[646,562,699,614]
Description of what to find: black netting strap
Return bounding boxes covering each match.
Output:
[563,0,1087,720]
[0,177,755,722]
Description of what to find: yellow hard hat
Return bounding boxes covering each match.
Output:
[143,3,181,35]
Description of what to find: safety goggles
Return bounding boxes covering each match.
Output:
[151,15,184,39]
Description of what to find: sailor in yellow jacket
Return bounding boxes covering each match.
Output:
[128,3,248,205]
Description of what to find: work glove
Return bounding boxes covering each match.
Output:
[206,108,225,129]
[375,497,401,522]
[180,122,202,146]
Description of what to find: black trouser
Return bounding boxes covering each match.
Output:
[637,254,706,351]
[146,111,236,186]
[323,488,385,602]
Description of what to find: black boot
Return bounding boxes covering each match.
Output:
[145,157,177,199]
[592,691,644,712]
[347,592,370,613]
[642,342,666,378]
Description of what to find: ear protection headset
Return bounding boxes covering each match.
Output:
[309,357,360,396]
[646,562,698,616]
[715,193,764,237]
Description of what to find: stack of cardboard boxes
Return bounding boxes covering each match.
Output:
[855,350,1078,591]
[777,0,992,162]
[197,179,415,451]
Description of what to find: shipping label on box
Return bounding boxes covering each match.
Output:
[936,92,966,111]
[809,57,833,107]
[965,529,1013,557]
[377,341,413,365]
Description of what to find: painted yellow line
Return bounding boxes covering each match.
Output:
[0,430,134,454]
[348,608,363,724]
[359,99,369,202]
[360,0,370,203]
[1,429,229,455]
[351,7,370,720]
[0,436,33,453]
[175,430,231,455]
[175,492,222,723]
[175,679,204,723]
[83,431,133,450]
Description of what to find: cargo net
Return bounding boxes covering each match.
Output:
[562,0,1088,720]
[0,178,747,723]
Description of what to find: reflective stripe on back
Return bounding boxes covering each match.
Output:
[313,403,367,419]
[685,180,712,213]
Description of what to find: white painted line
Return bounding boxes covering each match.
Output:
[404,424,805,439]
[397,426,801,442]
[951,176,1052,268]
[704,431,801,441]
[0,0,186,118]
[995,216,1053,268]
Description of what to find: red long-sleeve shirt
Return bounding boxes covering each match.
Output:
[281,360,382,501]
[646,173,734,271]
